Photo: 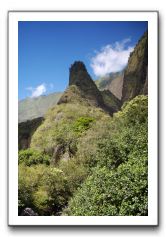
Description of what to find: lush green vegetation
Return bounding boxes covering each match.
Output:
[18,149,50,166]
[18,95,148,216]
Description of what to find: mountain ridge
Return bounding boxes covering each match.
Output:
[19,92,62,123]
[122,31,148,101]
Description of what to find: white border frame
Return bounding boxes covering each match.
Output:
[8,11,158,226]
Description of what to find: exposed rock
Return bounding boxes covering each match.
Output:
[18,117,44,150]
[52,144,65,164]
[95,71,124,100]
[142,66,148,95]
[122,31,148,102]
[69,61,105,107]
[21,208,38,216]
[101,90,122,112]
[58,61,120,115]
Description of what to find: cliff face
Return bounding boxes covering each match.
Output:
[18,117,44,150]
[122,31,148,102]
[95,71,124,100]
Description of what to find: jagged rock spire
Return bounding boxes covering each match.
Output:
[58,61,120,115]
[68,61,104,105]
[69,61,93,88]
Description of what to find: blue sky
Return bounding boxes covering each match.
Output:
[18,21,147,100]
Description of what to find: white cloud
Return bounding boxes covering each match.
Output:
[90,38,134,77]
[27,83,46,98]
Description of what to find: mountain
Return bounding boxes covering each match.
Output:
[18,30,148,152]
[95,71,124,100]
[95,31,148,102]
[18,31,148,217]
[122,31,148,101]
[30,61,122,157]
[58,61,121,115]
[18,92,62,123]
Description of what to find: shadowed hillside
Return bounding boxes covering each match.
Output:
[122,31,148,101]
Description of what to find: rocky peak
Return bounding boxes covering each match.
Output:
[69,61,97,92]
[59,61,105,108]
[69,61,87,79]
[58,61,121,115]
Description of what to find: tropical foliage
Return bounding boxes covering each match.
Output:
[18,95,148,216]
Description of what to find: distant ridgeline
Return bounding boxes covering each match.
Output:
[18,31,148,150]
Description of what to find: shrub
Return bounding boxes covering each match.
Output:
[18,148,50,166]
[18,165,70,215]
[40,167,70,215]
[66,95,148,216]
[72,117,95,134]
[67,155,148,216]
[18,164,46,213]
[58,158,88,193]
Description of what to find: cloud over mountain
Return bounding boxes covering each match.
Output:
[90,38,134,77]
[27,84,46,98]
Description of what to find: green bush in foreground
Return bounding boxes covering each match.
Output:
[66,95,148,216]
[18,165,70,215]
[67,155,148,216]
[18,148,50,166]
[18,164,46,213]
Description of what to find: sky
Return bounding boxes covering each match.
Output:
[18,21,148,100]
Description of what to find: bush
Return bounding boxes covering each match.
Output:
[67,155,148,216]
[58,158,88,193]
[72,117,95,134]
[66,95,148,216]
[18,165,70,215]
[18,148,50,166]
[18,164,46,213]
[39,167,70,215]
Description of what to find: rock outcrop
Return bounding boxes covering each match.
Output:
[58,61,121,115]
[21,208,38,216]
[122,31,148,102]
[18,117,44,150]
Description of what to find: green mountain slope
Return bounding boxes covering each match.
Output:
[18,32,148,216]
[18,92,62,123]
[30,61,121,155]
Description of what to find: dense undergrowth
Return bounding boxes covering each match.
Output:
[18,95,148,216]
